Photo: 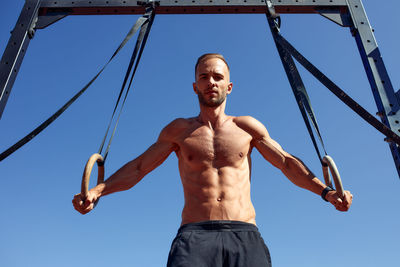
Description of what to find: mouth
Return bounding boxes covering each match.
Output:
[206,91,218,96]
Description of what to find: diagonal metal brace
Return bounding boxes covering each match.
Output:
[0,0,41,119]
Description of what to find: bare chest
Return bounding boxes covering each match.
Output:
[177,125,252,167]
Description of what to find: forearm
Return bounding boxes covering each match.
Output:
[281,155,353,211]
[91,159,144,198]
[88,138,175,199]
[281,156,326,195]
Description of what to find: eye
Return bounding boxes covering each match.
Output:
[214,75,223,81]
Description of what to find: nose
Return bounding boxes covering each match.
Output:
[207,76,217,87]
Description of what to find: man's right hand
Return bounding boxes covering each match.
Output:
[326,190,353,212]
[72,190,98,215]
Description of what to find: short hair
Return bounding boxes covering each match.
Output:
[195,53,230,77]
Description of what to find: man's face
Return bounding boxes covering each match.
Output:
[193,58,232,107]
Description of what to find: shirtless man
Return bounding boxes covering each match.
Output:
[73,53,353,266]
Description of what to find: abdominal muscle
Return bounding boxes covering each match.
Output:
[179,165,256,226]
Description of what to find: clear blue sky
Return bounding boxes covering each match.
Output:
[1,1,399,266]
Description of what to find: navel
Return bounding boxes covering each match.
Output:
[239,152,244,158]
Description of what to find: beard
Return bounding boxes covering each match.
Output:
[197,91,227,107]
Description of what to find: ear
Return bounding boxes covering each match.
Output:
[192,82,198,94]
[226,82,233,95]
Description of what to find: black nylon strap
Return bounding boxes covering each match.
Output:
[0,10,152,162]
[99,5,156,162]
[277,40,327,163]
[273,32,400,146]
[266,14,327,163]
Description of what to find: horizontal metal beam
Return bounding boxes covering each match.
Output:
[38,0,348,16]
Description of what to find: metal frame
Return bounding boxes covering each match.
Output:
[1,0,399,176]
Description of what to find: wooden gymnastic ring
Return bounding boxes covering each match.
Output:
[322,155,344,200]
[81,153,104,205]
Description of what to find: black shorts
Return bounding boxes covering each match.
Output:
[167,220,272,267]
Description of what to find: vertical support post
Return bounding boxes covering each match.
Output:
[0,0,41,119]
[347,0,400,176]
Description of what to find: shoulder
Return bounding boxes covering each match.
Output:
[232,116,270,140]
[163,117,197,131]
[158,117,195,141]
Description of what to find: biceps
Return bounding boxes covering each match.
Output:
[138,141,176,175]
[254,137,288,169]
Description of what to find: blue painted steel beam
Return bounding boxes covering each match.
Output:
[347,0,400,176]
[0,0,41,118]
[36,0,348,15]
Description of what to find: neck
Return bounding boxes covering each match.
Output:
[197,101,228,129]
